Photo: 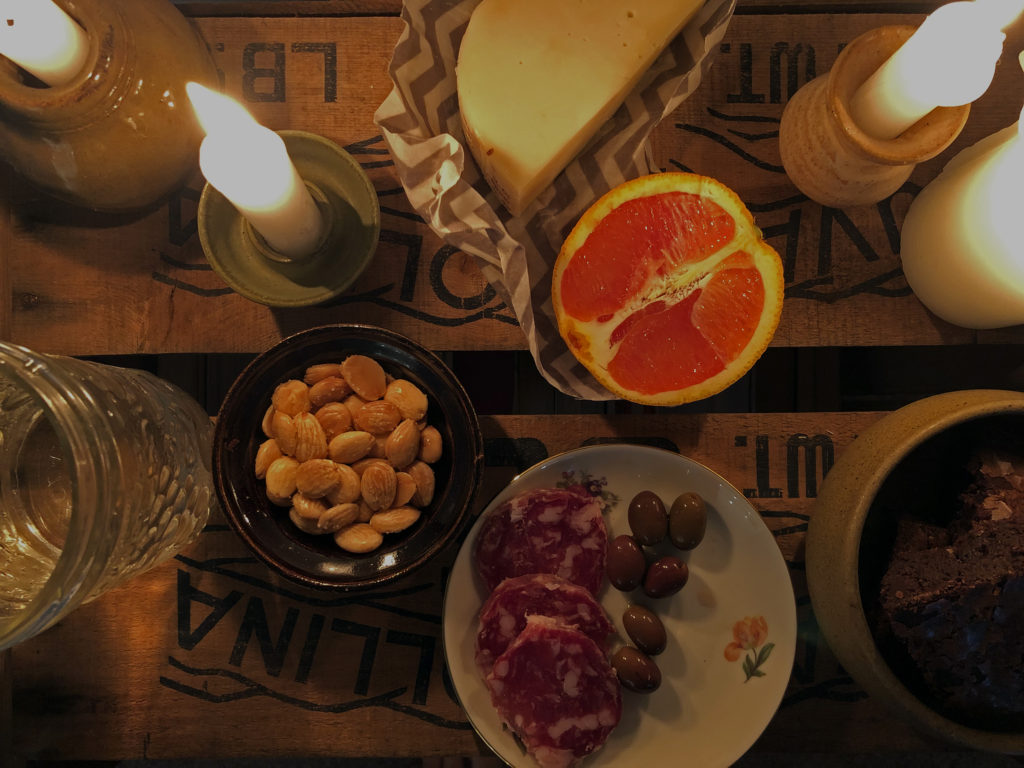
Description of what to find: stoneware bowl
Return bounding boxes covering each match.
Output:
[213,324,484,590]
[806,388,1024,753]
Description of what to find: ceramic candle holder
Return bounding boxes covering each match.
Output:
[197,130,381,308]
[0,0,218,212]
[778,25,969,209]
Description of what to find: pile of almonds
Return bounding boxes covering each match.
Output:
[254,354,442,554]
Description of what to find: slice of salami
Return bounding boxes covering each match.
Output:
[486,615,622,768]
[474,487,607,594]
[476,573,614,676]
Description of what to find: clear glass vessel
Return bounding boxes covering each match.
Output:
[0,343,216,650]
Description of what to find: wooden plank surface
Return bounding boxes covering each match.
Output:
[171,1,950,17]
[5,10,1024,356]
[10,411,968,761]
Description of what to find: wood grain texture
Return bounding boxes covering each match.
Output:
[10,411,959,761]
[4,8,1024,355]
[171,1,949,17]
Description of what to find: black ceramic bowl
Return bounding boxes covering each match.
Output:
[213,324,484,590]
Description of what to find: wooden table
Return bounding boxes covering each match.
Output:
[5,0,1024,764]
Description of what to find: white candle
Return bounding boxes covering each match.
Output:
[900,83,1024,328]
[849,0,1019,141]
[0,0,89,86]
[186,82,325,260]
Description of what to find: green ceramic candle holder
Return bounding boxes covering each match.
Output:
[198,130,381,308]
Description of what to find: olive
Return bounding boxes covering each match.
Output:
[623,604,667,656]
[669,491,707,551]
[606,535,646,591]
[643,555,689,598]
[611,645,661,693]
[628,490,668,546]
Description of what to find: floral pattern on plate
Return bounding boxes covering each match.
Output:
[725,615,776,682]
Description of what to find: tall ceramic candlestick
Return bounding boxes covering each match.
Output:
[0,0,89,86]
[901,63,1024,329]
[849,1,1019,141]
[187,83,326,260]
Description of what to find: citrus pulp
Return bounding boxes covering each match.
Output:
[552,173,784,405]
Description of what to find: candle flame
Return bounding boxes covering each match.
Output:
[186,82,260,137]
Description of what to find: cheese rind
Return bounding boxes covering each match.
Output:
[456,0,704,215]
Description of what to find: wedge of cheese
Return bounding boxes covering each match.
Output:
[456,0,705,216]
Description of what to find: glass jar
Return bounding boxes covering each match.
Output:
[0,343,216,650]
[0,0,219,211]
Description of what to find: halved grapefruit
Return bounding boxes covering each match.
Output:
[552,173,784,406]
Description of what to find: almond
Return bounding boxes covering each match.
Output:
[354,400,401,435]
[325,463,361,505]
[341,355,387,400]
[271,410,297,456]
[369,506,421,534]
[351,457,390,476]
[386,419,420,469]
[369,434,388,459]
[272,379,311,416]
[309,375,353,410]
[418,425,443,463]
[293,412,329,462]
[315,402,353,441]
[395,471,417,507]
[295,459,341,498]
[292,492,328,520]
[343,393,367,422]
[384,379,428,422]
[261,405,276,438]
[289,506,324,535]
[407,460,435,507]
[334,523,383,553]
[328,430,375,464]
[318,502,360,533]
[255,438,282,479]
[303,363,343,386]
[357,500,374,523]
[265,456,300,505]
[361,462,397,511]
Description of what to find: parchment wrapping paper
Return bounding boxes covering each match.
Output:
[374,0,737,400]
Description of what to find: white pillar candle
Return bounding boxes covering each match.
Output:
[0,0,89,86]
[186,82,325,260]
[849,0,1019,141]
[901,83,1024,329]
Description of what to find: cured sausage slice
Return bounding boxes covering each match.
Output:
[474,487,607,594]
[475,573,614,676]
[486,615,622,768]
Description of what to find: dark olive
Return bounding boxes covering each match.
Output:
[669,491,707,551]
[606,535,646,591]
[628,490,668,546]
[643,555,689,598]
[623,604,667,656]
[611,645,661,693]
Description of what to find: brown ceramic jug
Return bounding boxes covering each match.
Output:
[0,0,218,211]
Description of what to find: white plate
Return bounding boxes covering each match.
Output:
[443,444,796,768]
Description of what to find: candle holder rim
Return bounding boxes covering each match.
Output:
[827,24,970,166]
[197,130,381,308]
